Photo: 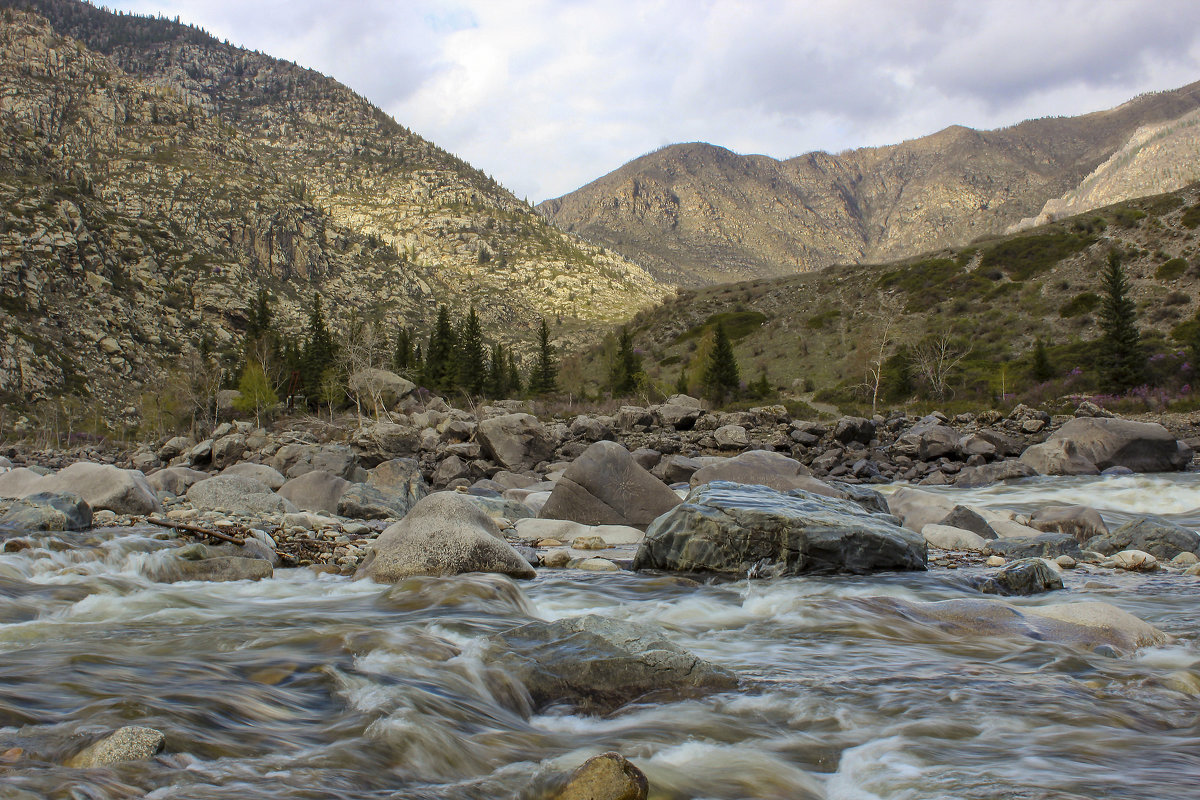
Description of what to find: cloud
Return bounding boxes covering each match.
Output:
[111,1,1200,201]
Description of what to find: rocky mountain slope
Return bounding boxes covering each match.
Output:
[540,83,1200,285]
[566,185,1200,410]
[0,1,668,411]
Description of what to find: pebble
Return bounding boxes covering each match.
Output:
[1055,555,1077,569]
[1171,551,1199,565]
[541,548,571,568]
[576,557,619,572]
[986,556,1006,567]
[1109,550,1157,571]
[1186,564,1200,577]
[573,535,607,550]
[537,538,562,547]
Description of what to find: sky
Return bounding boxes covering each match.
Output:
[109,0,1200,203]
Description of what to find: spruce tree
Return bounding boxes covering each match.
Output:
[508,351,524,396]
[1098,251,1144,392]
[486,342,506,398]
[610,326,644,396]
[393,328,412,373]
[301,293,336,402]
[530,318,558,395]
[703,323,740,405]
[1031,337,1054,382]
[456,306,487,395]
[424,305,457,393]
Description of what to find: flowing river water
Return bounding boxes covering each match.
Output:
[2,474,1199,799]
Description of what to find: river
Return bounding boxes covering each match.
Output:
[1,473,1198,799]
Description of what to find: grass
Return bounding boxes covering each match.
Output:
[674,310,768,345]
[978,230,1096,281]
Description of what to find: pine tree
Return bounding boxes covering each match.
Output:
[393,328,413,373]
[675,370,689,395]
[1098,251,1144,392]
[245,288,272,343]
[301,293,336,402]
[455,306,487,395]
[1032,337,1054,382]
[703,323,740,405]
[610,326,644,396]
[508,351,524,396]
[424,305,457,393]
[529,318,558,395]
[486,342,506,398]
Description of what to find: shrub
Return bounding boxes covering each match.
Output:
[1060,292,1100,318]
[1182,204,1200,229]
[979,231,1096,281]
[1156,258,1187,281]
[1110,206,1147,228]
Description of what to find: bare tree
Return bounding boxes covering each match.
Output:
[858,292,906,415]
[912,334,968,401]
[338,315,392,423]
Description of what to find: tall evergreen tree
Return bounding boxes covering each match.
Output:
[301,293,336,401]
[455,305,488,395]
[610,326,644,396]
[486,342,506,398]
[246,288,272,343]
[1031,337,1054,382]
[1098,251,1144,392]
[529,318,558,395]
[393,328,413,373]
[508,351,524,396]
[703,323,740,405]
[424,305,457,393]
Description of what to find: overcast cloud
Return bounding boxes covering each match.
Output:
[111,0,1200,202]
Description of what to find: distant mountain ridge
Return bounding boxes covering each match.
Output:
[0,0,668,408]
[540,82,1200,286]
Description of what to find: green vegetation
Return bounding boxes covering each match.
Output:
[609,326,645,396]
[1059,292,1100,318]
[978,231,1096,281]
[529,318,558,395]
[675,311,767,344]
[1109,205,1147,228]
[1156,257,1188,281]
[1098,251,1144,391]
[1180,204,1200,229]
[702,323,740,405]
[805,309,841,329]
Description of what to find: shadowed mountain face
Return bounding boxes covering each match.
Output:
[0,0,668,405]
[540,83,1200,286]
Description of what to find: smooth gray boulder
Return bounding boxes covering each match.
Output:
[1019,439,1099,476]
[477,413,555,472]
[221,463,286,490]
[273,444,360,480]
[66,726,165,767]
[866,597,1166,653]
[0,491,91,531]
[887,487,956,533]
[210,433,247,470]
[146,466,210,497]
[984,533,1081,560]
[40,463,161,516]
[953,460,1037,488]
[1031,505,1108,543]
[348,368,416,409]
[483,614,736,713]
[279,470,351,515]
[977,558,1064,595]
[937,505,998,539]
[539,441,681,527]
[1084,516,1200,560]
[688,450,839,497]
[186,475,297,515]
[352,422,421,464]
[356,492,536,581]
[367,458,429,505]
[0,468,50,499]
[337,484,411,520]
[922,524,987,551]
[1042,417,1190,472]
[893,421,960,460]
[633,481,926,576]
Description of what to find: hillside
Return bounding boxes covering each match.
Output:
[0,1,669,412]
[565,185,1200,413]
[540,83,1200,286]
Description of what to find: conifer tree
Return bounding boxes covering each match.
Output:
[424,305,457,393]
[529,318,558,395]
[456,305,487,395]
[703,323,740,405]
[486,342,507,398]
[1031,337,1054,382]
[610,326,644,396]
[1098,251,1144,392]
[301,293,336,402]
[393,328,413,373]
[508,351,524,396]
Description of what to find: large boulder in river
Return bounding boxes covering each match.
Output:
[187,475,297,515]
[551,752,649,800]
[886,487,956,533]
[477,413,555,472]
[40,463,161,516]
[1083,516,1200,560]
[984,533,1080,560]
[953,460,1037,488]
[483,614,736,714]
[146,466,210,497]
[977,558,1063,596]
[1041,417,1191,472]
[1030,505,1108,543]
[65,726,166,767]
[0,467,51,498]
[357,491,536,581]
[220,463,286,491]
[633,481,926,576]
[539,441,681,527]
[151,555,273,583]
[279,470,350,515]
[0,491,91,531]
[1019,438,1099,476]
[689,450,839,498]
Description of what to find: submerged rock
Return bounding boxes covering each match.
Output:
[357,491,535,581]
[483,614,736,713]
[977,558,1064,595]
[1084,516,1200,561]
[551,752,649,800]
[984,533,1081,561]
[633,481,926,576]
[65,726,165,767]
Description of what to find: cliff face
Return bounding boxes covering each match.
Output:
[0,2,669,409]
[541,83,1200,286]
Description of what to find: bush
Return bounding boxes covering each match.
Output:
[1156,258,1187,281]
[1181,204,1200,229]
[1110,206,1147,228]
[979,231,1096,281]
[805,309,841,329]
[1060,292,1100,318]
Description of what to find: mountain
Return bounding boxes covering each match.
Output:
[563,185,1200,411]
[0,1,669,410]
[539,83,1200,286]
